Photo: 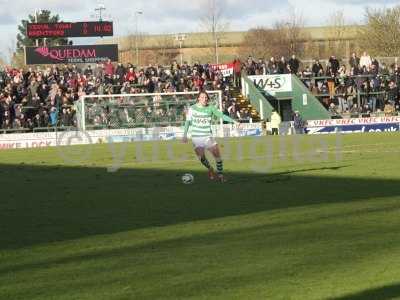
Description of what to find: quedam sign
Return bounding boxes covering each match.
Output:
[25,44,118,64]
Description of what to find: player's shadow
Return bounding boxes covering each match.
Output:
[274,165,351,175]
[0,162,400,250]
[328,282,400,300]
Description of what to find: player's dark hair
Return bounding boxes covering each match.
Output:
[196,90,210,102]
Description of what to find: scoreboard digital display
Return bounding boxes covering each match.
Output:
[25,45,119,64]
[27,21,113,38]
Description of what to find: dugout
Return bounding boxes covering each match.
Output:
[242,74,331,121]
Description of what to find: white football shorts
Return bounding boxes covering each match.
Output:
[192,136,217,149]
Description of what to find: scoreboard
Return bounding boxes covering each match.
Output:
[27,21,113,38]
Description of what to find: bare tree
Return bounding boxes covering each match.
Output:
[0,55,5,67]
[10,52,25,68]
[277,9,306,57]
[239,27,276,59]
[200,0,229,64]
[154,35,179,65]
[358,6,400,57]
[126,32,146,65]
[329,10,346,39]
[303,34,320,60]
[327,10,348,58]
[6,37,24,68]
[240,11,306,60]
[0,40,10,66]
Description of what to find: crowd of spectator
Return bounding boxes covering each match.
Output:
[2,51,400,132]
[243,51,400,117]
[0,59,241,131]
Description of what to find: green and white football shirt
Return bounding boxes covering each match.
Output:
[184,104,236,138]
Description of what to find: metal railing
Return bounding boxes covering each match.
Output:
[0,126,77,135]
[297,74,397,111]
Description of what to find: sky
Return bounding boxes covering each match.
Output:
[0,0,398,62]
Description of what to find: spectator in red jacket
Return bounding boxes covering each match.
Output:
[124,67,137,83]
[103,59,115,76]
[233,57,242,87]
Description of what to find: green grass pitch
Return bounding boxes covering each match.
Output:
[0,133,400,300]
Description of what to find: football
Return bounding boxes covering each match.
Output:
[181,173,194,184]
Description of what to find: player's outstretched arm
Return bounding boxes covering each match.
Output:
[212,105,240,125]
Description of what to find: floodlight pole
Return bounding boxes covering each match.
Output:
[175,33,187,66]
[35,9,42,47]
[95,4,106,21]
[135,11,143,67]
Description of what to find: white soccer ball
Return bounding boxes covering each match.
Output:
[181,173,194,184]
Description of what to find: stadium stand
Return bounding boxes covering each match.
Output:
[1,52,400,133]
